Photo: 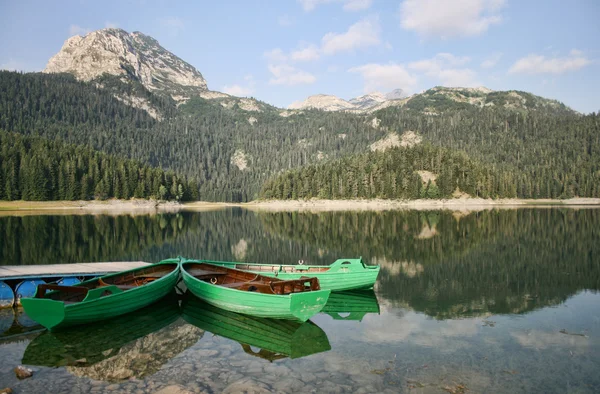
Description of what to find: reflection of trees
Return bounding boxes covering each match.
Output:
[4,208,599,319]
[0,214,195,265]
[0,209,343,267]
[257,210,497,264]
[258,209,600,319]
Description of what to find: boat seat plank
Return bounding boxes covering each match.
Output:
[188,269,227,279]
[220,281,255,288]
[134,271,170,278]
[115,284,137,290]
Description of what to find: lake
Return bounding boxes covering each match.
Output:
[1,208,599,393]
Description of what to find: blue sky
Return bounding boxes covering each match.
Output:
[1,0,599,113]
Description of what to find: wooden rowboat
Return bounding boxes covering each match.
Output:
[192,258,380,291]
[20,260,179,331]
[182,295,331,361]
[181,260,331,322]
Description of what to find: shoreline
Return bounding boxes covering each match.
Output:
[0,197,599,215]
[242,197,600,212]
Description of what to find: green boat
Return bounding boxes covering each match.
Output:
[191,257,380,291]
[321,289,380,321]
[182,295,331,361]
[22,293,181,368]
[180,260,331,322]
[20,259,179,331]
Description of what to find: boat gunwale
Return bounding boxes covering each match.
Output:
[180,261,326,299]
[45,260,180,309]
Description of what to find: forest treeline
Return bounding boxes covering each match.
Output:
[260,141,600,200]
[1,71,599,201]
[0,131,197,201]
[260,144,519,200]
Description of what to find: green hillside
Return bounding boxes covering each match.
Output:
[0,130,195,201]
[1,71,598,201]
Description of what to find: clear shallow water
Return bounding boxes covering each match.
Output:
[0,208,599,393]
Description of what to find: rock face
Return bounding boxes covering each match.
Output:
[44,28,225,101]
[289,89,408,112]
[288,94,355,112]
[349,92,387,110]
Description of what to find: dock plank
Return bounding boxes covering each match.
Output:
[0,262,149,280]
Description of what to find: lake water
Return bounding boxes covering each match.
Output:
[0,208,599,393]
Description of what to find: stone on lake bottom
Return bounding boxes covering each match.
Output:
[0,388,13,394]
[222,377,272,394]
[153,384,197,394]
[14,366,33,380]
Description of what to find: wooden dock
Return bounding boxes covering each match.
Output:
[0,262,149,281]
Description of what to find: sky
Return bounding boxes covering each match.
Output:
[0,0,599,113]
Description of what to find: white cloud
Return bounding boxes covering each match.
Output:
[223,75,256,97]
[268,64,316,85]
[104,21,118,29]
[408,53,479,87]
[160,17,185,36]
[298,0,373,12]
[222,84,253,96]
[399,0,506,38]
[321,17,381,55]
[508,51,591,75]
[349,63,418,93]
[409,53,471,72]
[69,25,91,36]
[291,44,321,62]
[481,52,502,68]
[435,68,479,86]
[278,14,293,27]
[264,48,288,63]
[343,0,374,11]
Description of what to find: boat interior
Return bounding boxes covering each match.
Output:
[185,263,321,295]
[35,263,176,303]
[232,264,330,273]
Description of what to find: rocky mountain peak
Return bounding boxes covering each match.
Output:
[288,94,356,112]
[44,28,219,100]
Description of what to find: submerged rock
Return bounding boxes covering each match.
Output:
[14,365,33,379]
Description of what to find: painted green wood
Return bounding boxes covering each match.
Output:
[181,260,330,322]
[189,258,380,292]
[22,293,180,367]
[20,259,179,331]
[321,289,380,321]
[182,295,330,360]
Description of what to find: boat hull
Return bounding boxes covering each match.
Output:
[21,260,179,331]
[181,262,330,322]
[198,258,380,291]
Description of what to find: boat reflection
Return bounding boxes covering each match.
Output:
[182,294,331,361]
[321,289,380,321]
[22,293,202,381]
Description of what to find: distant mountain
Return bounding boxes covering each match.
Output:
[349,92,387,110]
[287,86,575,115]
[288,94,356,112]
[289,89,408,112]
[385,88,407,100]
[44,28,227,102]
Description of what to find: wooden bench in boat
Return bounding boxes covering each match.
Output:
[187,268,227,280]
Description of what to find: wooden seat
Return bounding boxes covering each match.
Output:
[188,269,227,279]
[115,284,136,290]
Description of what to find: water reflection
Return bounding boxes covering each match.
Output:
[0,208,599,392]
[182,295,331,361]
[321,290,380,322]
[21,294,200,382]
